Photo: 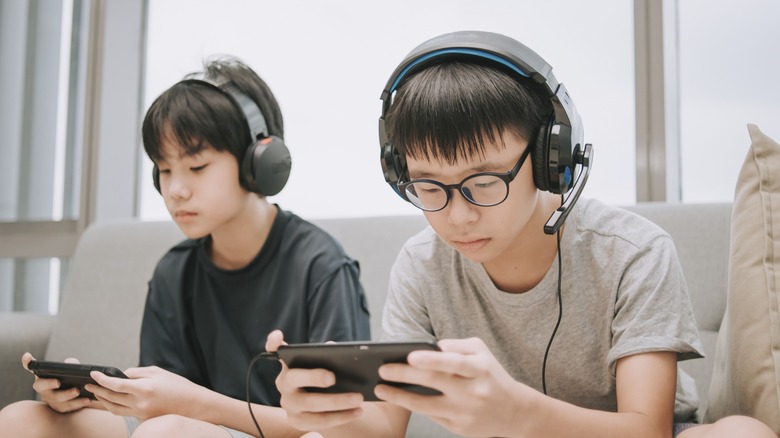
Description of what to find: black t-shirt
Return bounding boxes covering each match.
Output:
[139,207,370,406]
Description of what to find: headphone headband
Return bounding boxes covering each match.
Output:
[152,71,291,197]
[380,31,579,144]
[181,75,270,141]
[382,31,557,102]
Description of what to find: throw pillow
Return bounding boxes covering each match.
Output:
[705,124,780,433]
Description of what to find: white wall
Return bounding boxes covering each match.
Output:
[140,0,635,220]
[678,0,780,202]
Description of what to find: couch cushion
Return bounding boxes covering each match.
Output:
[705,124,780,432]
[312,215,429,340]
[45,221,183,369]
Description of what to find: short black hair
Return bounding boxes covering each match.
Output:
[142,56,283,171]
[384,61,551,164]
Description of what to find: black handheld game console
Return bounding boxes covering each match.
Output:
[27,360,128,400]
[269,341,443,401]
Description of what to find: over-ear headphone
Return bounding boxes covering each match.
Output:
[152,75,292,197]
[378,30,593,234]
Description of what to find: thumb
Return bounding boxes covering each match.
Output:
[265,330,287,352]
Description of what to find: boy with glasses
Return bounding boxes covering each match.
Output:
[266,31,774,437]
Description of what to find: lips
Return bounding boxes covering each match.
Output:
[451,237,490,252]
[174,210,197,220]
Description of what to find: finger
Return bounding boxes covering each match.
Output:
[41,386,83,405]
[64,357,81,364]
[266,330,286,352]
[90,371,131,394]
[21,352,34,369]
[93,391,133,416]
[373,383,446,417]
[282,367,337,391]
[405,349,488,379]
[33,376,62,393]
[48,396,93,414]
[377,363,449,398]
[432,337,487,355]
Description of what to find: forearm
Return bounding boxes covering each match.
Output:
[515,390,669,438]
[183,389,304,437]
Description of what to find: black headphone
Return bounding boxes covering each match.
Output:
[152,75,292,197]
[378,31,593,235]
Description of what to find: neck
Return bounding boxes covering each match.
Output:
[483,192,562,293]
[208,197,277,270]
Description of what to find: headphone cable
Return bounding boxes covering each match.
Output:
[541,227,564,395]
[246,353,267,438]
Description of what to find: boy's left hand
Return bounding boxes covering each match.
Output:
[86,365,209,421]
[376,337,535,437]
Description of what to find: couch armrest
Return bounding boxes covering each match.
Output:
[0,312,55,408]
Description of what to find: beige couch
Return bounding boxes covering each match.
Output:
[0,202,732,436]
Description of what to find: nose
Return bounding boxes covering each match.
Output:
[446,187,478,226]
[165,173,192,200]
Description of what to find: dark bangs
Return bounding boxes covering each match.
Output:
[385,61,551,163]
[142,81,248,163]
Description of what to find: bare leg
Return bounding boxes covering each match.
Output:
[677,415,776,438]
[131,414,233,438]
[0,400,126,438]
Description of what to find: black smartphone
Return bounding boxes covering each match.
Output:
[273,341,442,401]
[27,360,128,400]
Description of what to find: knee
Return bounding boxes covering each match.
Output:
[131,414,192,438]
[0,400,59,437]
[709,415,775,437]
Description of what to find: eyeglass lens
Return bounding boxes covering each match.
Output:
[404,173,508,211]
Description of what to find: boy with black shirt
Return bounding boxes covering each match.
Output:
[1,57,369,438]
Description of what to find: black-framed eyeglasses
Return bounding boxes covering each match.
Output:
[398,145,532,212]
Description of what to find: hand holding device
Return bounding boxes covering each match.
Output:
[27,359,128,400]
[264,341,442,401]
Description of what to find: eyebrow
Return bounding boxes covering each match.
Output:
[408,160,510,180]
[156,149,211,166]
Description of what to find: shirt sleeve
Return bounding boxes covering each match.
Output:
[305,257,371,342]
[380,246,438,343]
[607,234,704,374]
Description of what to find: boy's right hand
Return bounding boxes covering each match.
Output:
[265,330,365,432]
[22,352,94,413]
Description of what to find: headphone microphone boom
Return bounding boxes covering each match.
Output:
[544,143,593,235]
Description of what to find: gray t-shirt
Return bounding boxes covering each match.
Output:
[381,198,704,421]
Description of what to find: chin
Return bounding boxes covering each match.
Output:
[450,245,493,264]
[175,223,210,240]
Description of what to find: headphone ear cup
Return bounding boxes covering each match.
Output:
[152,164,161,194]
[381,143,407,198]
[241,135,292,196]
[531,121,551,192]
[532,116,576,195]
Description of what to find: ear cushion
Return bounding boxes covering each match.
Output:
[531,120,552,192]
[381,143,407,198]
[241,135,292,196]
[152,165,161,194]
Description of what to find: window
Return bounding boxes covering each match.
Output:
[0,0,146,313]
[678,0,780,202]
[0,0,86,312]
